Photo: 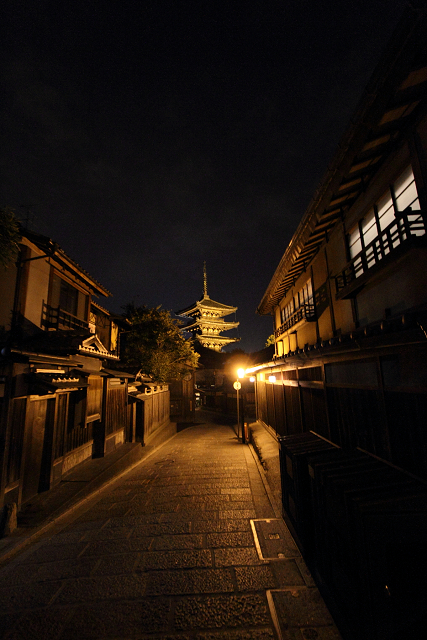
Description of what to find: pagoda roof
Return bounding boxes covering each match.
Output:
[195,334,240,349]
[176,294,237,316]
[183,319,240,332]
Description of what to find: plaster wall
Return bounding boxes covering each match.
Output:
[22,251,50,329]
[356,247,427,325]
[0,264,17,330]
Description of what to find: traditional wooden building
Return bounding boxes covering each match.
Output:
[176,264,239,352]
[0,228,129,512]
[252,6,427,637]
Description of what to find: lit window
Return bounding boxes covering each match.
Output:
[394,166,420,212]
[347,165,422,263]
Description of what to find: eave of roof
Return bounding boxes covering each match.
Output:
[257,4,427,315]
[21,228,112,298]
[176,294,238,316]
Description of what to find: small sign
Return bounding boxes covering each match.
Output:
[233,381,241,390]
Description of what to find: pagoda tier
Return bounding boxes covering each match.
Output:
[176,264,240,352]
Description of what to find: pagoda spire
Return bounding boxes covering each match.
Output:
[176,265,240,352]
[203,261,208,297]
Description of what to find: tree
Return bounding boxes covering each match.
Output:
[0,207,21,269]
[122,304,199,382]
[265,334,275,347]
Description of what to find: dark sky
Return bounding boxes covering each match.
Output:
[1,0,409,352]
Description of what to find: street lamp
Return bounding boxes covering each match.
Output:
[233,368,246,442]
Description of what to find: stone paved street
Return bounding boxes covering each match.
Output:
[0,414,341,639]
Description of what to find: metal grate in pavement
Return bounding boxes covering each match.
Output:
[266,588,341,640]
[250,518,300,561]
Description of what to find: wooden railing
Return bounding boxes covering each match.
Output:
[275,303,316,338]
[335,208,426,294]
[43,304,89,331]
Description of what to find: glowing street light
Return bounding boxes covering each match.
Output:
[233,367,246,443]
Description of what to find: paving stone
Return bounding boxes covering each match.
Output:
[146,568,234,595]
[61,519,106,533]
[103,513,162,527]
[296,558,316,587]
[0,613,22,639]
[193,520,251,533]
[1,556,100,584]
[131,521,191,536]
[196,629,275,640]
[176,486,223,496]
[55,573,148,604]
[151,534,204,550]
[121,479,154,487]
[235,565,278,591]
[214,547,264,567]
[134,493,176,505]
[269,588,335,628]
[61,598,171,638]
[161,510,216,522]
[174,594,271,630]
[138,549,212,570]
[221,488,252,495]
[79,503,131,518]
[280,627,343,640]
[0,580,62,613]
[140,635,190,640]
[96,492,135,504]
[219,509,257,519]
[213,501,254,511]
[82,537,152,556]
[81,526,132,541]
[192,495,231,505]
[125,503,177,516]
[45,529,87,545]
[2,606,73,640]
[0,420,341,640]
[91,553,139,575]
[22,541,89,563]
[270,560,307,586]
[228,493,253,501]
[207,532,254,548]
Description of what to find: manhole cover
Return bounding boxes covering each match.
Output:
[250,518,300,560]
[266,589,338,640]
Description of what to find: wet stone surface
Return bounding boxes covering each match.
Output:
[174,594,271,630]
[0,419,340,639]
[146,568,235,595]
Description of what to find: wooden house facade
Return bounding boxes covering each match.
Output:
[253,7,427,636]
[255,5,427,481]
[0,229,130,511]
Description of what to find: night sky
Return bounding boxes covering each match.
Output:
[1,0,409,352]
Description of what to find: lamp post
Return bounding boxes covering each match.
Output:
[233,368,245,442]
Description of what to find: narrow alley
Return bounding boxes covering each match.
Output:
[0,413,341,639]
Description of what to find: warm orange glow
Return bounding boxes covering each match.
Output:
[237,368,245,379]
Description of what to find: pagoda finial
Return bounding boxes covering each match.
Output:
[203,261,208,297]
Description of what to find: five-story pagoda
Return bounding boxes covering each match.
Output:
[176,264,239,352]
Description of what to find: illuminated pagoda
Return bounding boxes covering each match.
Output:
[176,264,239,352]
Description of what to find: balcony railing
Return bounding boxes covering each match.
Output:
[335,208,426,296]
[43,304,89,332]
[275,303,316,338]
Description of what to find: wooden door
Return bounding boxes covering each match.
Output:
[21,397,55,503]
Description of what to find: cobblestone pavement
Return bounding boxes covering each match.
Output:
[0,415,341,639]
